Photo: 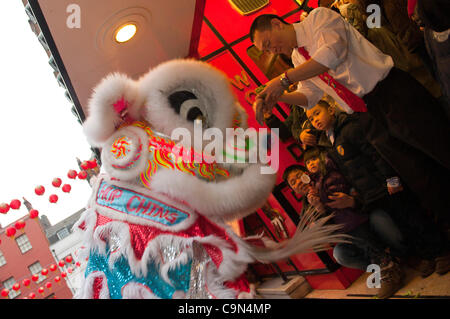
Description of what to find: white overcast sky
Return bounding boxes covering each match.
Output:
[0,1,93,228]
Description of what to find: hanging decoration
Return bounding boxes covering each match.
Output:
[28,292,36,299]
[6,227,16,239]
[67,169,78,179]
[12,283,20,291]
[49,194,59,203]
[41,268,49,277]
[77,171,87,179]
[34,185,45,196]
[29,209,39,219]
[52,178,62,188]
[0,203,10,214]
[62,184,71,193]
[9,199,21,210]
[49,264,57,272]
[22,278,31,288]
[15,220,26,232]
[58,260,65,267]
[31,274,39,282]
[1,289,9,298]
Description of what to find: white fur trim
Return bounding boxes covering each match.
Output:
[139,59,236,138]
[74,271,110,299]
[83,73,144,146]
[121,282,159,299]
[149,164,276,221]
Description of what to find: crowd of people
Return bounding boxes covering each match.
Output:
[250,0,450,298]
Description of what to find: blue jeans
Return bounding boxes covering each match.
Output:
[333,209,406,270]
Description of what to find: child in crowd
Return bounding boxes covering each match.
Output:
[296,147,409,298]
[303,100,450,278]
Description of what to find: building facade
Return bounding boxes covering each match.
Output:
[0,214,73,299]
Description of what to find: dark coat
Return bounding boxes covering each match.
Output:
[309,156,368,233]
[316,112,398,210]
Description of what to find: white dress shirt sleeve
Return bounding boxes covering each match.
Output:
[297,80,324,109]
[308,8,349,70]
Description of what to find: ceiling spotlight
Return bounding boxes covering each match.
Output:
[115,23,137,43]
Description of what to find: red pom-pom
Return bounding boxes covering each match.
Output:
[78,171,88,179]
[62,184,72,193]
[52,178,62,188]
[49,194,58,203]
[6,227,16,238]
[10,199,21,210]
[0,203,10,214]
[35,185,45,196]
[29,209,39,219]
[67,170,77,179]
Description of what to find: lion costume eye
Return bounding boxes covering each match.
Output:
[168,90,206,124]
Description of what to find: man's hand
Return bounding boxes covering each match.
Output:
[300,129,318,147]
[327,192,355,209]
[254,96,274,125]
[260,76,286,106]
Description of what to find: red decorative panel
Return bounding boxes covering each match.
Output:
[204,0,300,43]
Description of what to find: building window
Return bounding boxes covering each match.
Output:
[2,277,20,299]
[15,234,32,254]
[0,251,6,267]
[56,227,70,240]
[28,262,45,283]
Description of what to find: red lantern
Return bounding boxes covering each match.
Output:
[0,203,10,214]
[10,199,21,210]
[62,184,72,193]
[31,274,39,282]
[29,209,39,219]
[54,276,61,283]
[67,169,77,179]
[45,282,52,289]
[76,261,81,267]
[88,159,98,169]
[80,161,90,170]
[65,255,73,263]
[15,220,26,231]
[61,272,67,278]
[50,264,57,272]
[6,227,16,238]
[52,178,62,188]
[38,287,44,294]
[67,267,73,274]
[58,260,65,267]
[22,278,31,288]
[78,171,88,179]
[49,194,59,203]
[1,289,9,298]
[12,283,20,291]
[28,292,36,299]
[41,268,49,276]
[34,185,45,196]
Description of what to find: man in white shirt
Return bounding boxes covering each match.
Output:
[250,7,450,223]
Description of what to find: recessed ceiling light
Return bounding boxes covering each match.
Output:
[115,23,137,43]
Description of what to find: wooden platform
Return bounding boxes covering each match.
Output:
[256,267,450,299]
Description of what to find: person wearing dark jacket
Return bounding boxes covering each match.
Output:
[305,100,450,277]
[301,146,409,298]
